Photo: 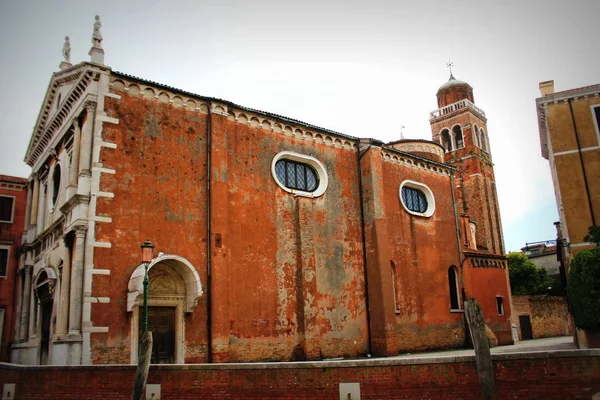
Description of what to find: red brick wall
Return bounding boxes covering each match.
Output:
[381,154,465,351]
[0,177,27,362]
[463,262,513,344]
[1,351,598,399]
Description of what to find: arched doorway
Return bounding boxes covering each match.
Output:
[34,268,56,365]
[127,254,202,364]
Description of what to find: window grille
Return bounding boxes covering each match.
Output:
[275,159,319,192]
[401,187,428,213]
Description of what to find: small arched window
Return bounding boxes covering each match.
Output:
[275,159,318,192]
[441,129,453,152]
[448,266,460,310]
[453,125,464,149]
[51,164,61,207]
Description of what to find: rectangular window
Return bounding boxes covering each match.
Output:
[0,248,8,278]
[0,196,15,223]
[0,309,4,352]
[496,296,504,315]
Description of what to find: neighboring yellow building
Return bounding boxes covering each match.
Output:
[536,81,600,347]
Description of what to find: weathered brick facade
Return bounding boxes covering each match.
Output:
[10,53,512,364]
[0,175,27,362]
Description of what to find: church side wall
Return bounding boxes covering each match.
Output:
[211,113,368,362]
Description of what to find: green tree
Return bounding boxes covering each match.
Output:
[568,227,600,329]
[507,252,553,295]
[583,225,600,246]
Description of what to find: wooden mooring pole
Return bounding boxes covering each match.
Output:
[464,298,497,400]
[132,331,153,400]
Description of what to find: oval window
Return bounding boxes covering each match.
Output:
[399,180,435,217]
[271,151,328,198]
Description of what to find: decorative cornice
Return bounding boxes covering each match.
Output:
[25,67,96,167]
[110,71,360,147]
[60,194,90,215]
[464,252,507,269]
[380,147,455,176]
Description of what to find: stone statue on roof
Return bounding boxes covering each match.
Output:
[92,15,102,48]
[62,36,71,62]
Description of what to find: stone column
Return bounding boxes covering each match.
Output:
[19,265,33,340]
[68,119,81,189]
[450,131,457,152]
[56,236,72,336]
[68,228,86,335]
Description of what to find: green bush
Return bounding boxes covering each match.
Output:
[567,246,600,329]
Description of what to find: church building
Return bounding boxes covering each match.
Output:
[10,17,512,365]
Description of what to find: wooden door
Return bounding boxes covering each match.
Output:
[144,307,176,364]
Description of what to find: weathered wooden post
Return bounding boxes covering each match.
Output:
[132,331,153,400]
[464,298,497,400]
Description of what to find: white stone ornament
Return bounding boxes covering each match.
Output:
[92,15,102,48]
[62,36,71,62]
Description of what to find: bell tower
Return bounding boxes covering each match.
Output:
[429,71,505,255]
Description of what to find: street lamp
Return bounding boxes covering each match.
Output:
[140,240,154,334]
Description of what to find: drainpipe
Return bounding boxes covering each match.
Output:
[205,101,213,363]
[356,138,372,356]
[567,99,596,227]
[449,173,465,295]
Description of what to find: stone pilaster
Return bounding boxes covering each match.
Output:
[56,236,72,336]
[68,228,86,335]
[36,183,47,235]
[78,102,95,196]
[19,265,33,341]
[67,118,81,199]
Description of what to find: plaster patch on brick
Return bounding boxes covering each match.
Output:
[91,215,111,223]
[82,326,109,333]
[102,92,121,100]
[85,296,110,303]
[100,141,117,149]
[97,115,119,125]
[92,167,116,174]
[91,269,110,275]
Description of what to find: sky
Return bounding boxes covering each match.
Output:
[0,0,598,253]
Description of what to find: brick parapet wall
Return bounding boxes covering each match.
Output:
[1,350,598,399]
